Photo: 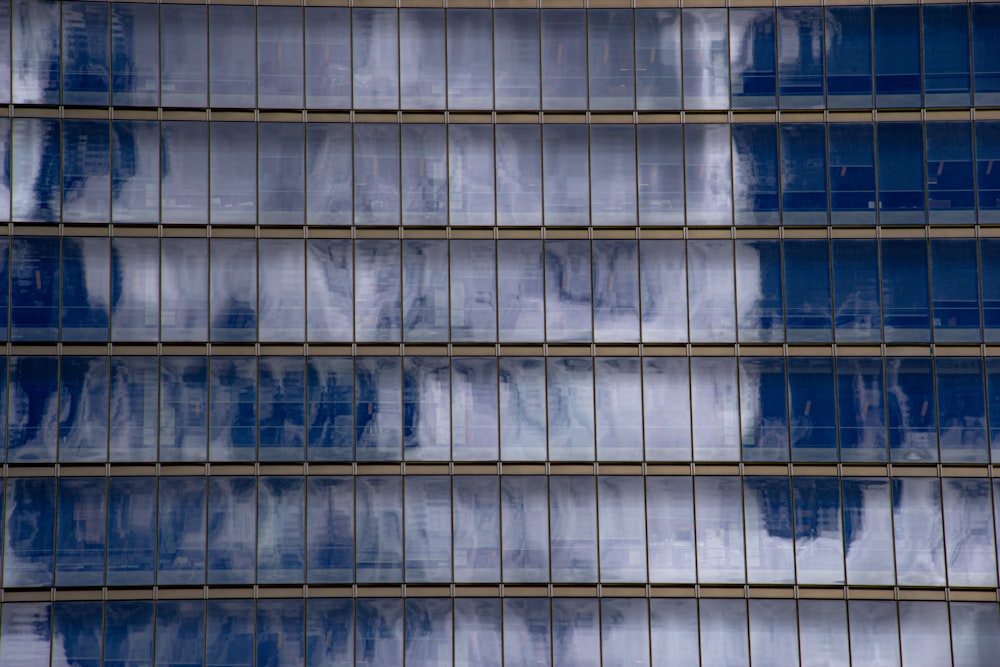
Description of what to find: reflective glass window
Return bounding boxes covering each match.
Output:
[307,477,354,584]
[403,239,448,342]
[257,7,303,109]
[501,476,549,582]
[259,123,305,225]
[699,599,749,666]
[206,599,254,667]
[637,125,684,225]
[257,599,305,667]
[688,239,735,342]
[211,238,257,342]
[259,238,305,342]
[0,603,50,666]
[403,357,450,460]
[636,11,681,110]
[207,476,255,585]
[355,239,400,342]
[496,124,542,226]
[588,9,634,110]
[973,4,1000,106]
[155,600,205,667]
[550,476,598,583]
[780,123,828,223]
[305,7,351,109]
[157,477,206,585]
[777,8,824,108]
[736,239,783,343]
[11,236,58,342]
[977,121,1000,223]
[307,599,354,666]
[5,478,52,586]
[449,125,495,226]
[159,356,208,462]
[874,6,921,107]
[258,476,305,583]
[12,119,61,222]
[886,357,937,463]
[452,357,499,461]
[552,598,600,667]
[602,600,650,667]
[788,357,837,461]
[650,600,699,665]
[545,239,592,342]
[503,599,550,667]
[882,239,931,342]
[541,10,587,110]
[455,599,502,666]
[828,123,876,224]
[450,240,496,342]
[784,239,832,342]
[499,358,547,461]
[356,477,403,583]
[744,477,794,584]
[448,10,492,110]
[210,122,256,224]
[893,477,945,585]
[110,356,158,462]
[640,239,687,341]
[590,125,637,225]
[0,5,6,103]
[942,478,997,587]
[647,477,695,583]
[161,238,208,341]
[494,10,540,110]
[547,358,595,461]
[595,358,643,460]
[732,124,779,225]
[598,476,647,582]
[161,121,208,223]
[209,356,257,462]
[923,5,971,107]
[62,119,110,223]
[684,124,732,225]
[400,9,445,110]
[307,357,354,462]
[258,357,306,461]
[7,356,57,462]
[926,122,975,224]
[354,124,400,226]
[951,601,1000,666]
[160,5,206,107]
[105,601,154,666]
[832,239,880,342]
[61,237,109,341]
[543,125,589,225]
[453,476,500,582]
[355,357,402,461]
[739,357,789,461]
[936,358,987,463]
[798,601,849,667]
[877,122,926,224]
[695,476,746,583]
[112,119,159,223]
[899,601,952,667]
[405,599,452,667]
[107,477,156,586]
[793,477,844,585]
[209,5,254,107]
[401,125,447,225]
[842,477,895,585]
[730,9,776,109]
[307,238,353,342]
[989,359,1000,458]
[0,119,9,221]
[749,599,798,666]
[643,358,692,461]
[62,2,109,106]
[404,476,451,581]
[825,7,872,108]
[111,237,158,342]
[12,0,60,105]
[691,357,740,461]
[848,601,900,666]
[112,4,159,107]
[837,358,887,462]
[683,9,729,109]
[58,356,109,462]
[353,9,398,109]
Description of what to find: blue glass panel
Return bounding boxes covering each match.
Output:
[739,357,789,461]
[743,477,794,583]
[157,477,206,585]
[942,478,996,586]
[837,357,887,462]
[498,240,544,342]
[58,356,108,462]
[354,124,400,226]
[61,237,109,341]
[595,358,643,461]
[640,239,687,341]
[404,478,452,580]
[643,358,692,461]
[691,357,740,460]
[546,239,592,342]
[353,9,398,110]
[307,476,354,583]
[452,358,498,461]
[259,357,305,461]
[899,601,952,667]
[112,120,159,223]
[501,476,549,582]
[5,477,54,586]
[736,240,783,343]
[636,11,681,110]
[893,477,945,585]
[12,0,59,104]
[732,124,779,225]
[931,239,980,343]
[0,3,10,104]
[305,124,352,225]
[874,6,920,107]
[684,124,733,225]
[401,125,446,225]
[494,10,539,110]
[590,125,637,225]
[257,599,305,667]
[0,120,10,221]
[951,601,1000,665]
[305,7,351,109]
[592,240,639,342]
[881,239,931,342]
[209,356,257,462]
[258,476,305,584]
[449,125,495,226]
[601,599,650,667]
[454,599,501,667]
[307,357,354,461]
[161,121,208,223]
[780,124,827,223]
[547,358,595,461]
[832,239,880,342]
[923,5,971,107]
[637,125,684,224]
[749,599,798,666]
[688,239,735,342]
[62,119,110,222]
[210,238,256,342]
[588,10,634,110]
[825,8,872,108]
[403,239,448,341]
[974,5,1000,105]
[598,476,646,582]
[159,356,208,462]
[259,123,304,225]
[650,599,699,666]
[453,476,500,582]
[843,477,895,585]
[105,601,154,666]
[541,10,587,110]
[695,476,745,583]
[0,359,8,458]
[793,477,844,585]
[111,3,158,107]
[55,478,105,586]
[848,601,900,665]
[777,8,823,108]
[307,239,352,341]
[683,9,729,109]
[499,358,547,460]
[496,124,542,225]
[207,476,255,584]
[799,601,849,667]
[12,118,61,222]
[977,121,1000,223]
[111,237,158,342]
[552,598,599,667]
[887,357,937,463]
[62,2,109,106]
[399,9,445,110]
[877,123,926,224]
[259,239,305,342]
[207,599,253,667]
[403,357,450,460]
[784,240,832,342]
[788,357,837,462]
[646,477,695,582]
[8,356,58,462]
[450,240,496,342]
[543,125,589,225]
[210,122,256,224]
[160,5,207,107]
[258,7,303,109]
[209,6,254,107]
[730,9,776,109]
[107,477,156,586]
[699,599,749,666]
[356,477,403,583]
[357,600,403,666]
[828,123,876,224]
[988,358,1000,457]
[503,599,550,667]
[156,600,205,667]
[0,603,50,666]
[448,10,492,110]
[307,599,354,667]
[354,239,400,342]
[355,357,402,461]
[926,122,975,223]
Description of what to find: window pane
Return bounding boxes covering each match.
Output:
[210,122,256,224]
[886,357,937,463]
[685,124,732,225]
[13,0,60,105]
[730,9,776,109]
[736,239,783,343]
[62,120,110,223]
[695,476,745,583]
[355,357,402,461]
[501,476,549,582]
[405,599,452,667]
[455,599,501,667]
[308,599,354,666]
[732,124,779,225]
[305,7,351,109]
[893,478,945,586]
[55,478,105,586]
[353,9,398,109]
[448,10,492,109]
[258,476,305,583]
[650,600,699,666]
[749,599,799,667]
[646,477,695,583]
[780,123,828,223]
[107,477,156,586]
[307,238,353,342]
[788,357,837,462]
[402,239,449,342]
[404,476,451,581]
[306,124,353,224]
[257,7,303,109]
[936,358,987,463]
[825,7,872,108]
[973,5,1000,106]
[942,478,997,587]
[784,239,832,342]
[356,477,403,583]
[547,358,595,461]
[494,10,539,110]
[259,238,305,342]
[207,476,256,584]
[499,358,547,461]
[699,600,749,666]
[683,9,729,109]
[739,357,789,461]
[105,601,154,666]
[58,356,109,462]
[688,239,735,342]
[450,240,496,342]
[637,125,684,225]
[503,599,550,667]
[843,478,895,585]
[881,239,930,342]
[111,237,159,342]
[8,356,57,461]
[157,477,206,585]
[543,125,589,225]
[926,122,975,224]
[849,601,900,666]
[210,238,257,342]
[744,477,794,584]
[403,357,450,460]
[931,238,980,342]
[643,358,692,461]
[793,477,844,584]
[209,6,255,107]
[874,6,920,108]
[550,476,598,582]
[112,120,160,223]
[588,10,634,110]
[590,125,637,225]
[12,119,61,221]
[595,358,643,461]
[209,356,257,462]
[162,121,208,223]
[5,479,53,586]
[832,239,881,343]
[541,10,587,110]
[159,356,208,462]
[602,600,650,667]
[259,123,305,225]
[452,357,499,461]
[449,125,495,226]
[777,8,824,108]
[206,599,254,667]
[400,9,444,110]
[877,122,925,224]
[552,598,600,667]
[799,601,849,667]
[837,358,887,462]
[155,600,205,667]
[591,239,639,335]
[258,357,305,461]
[636,10,681,110]
[61,237,109,341]
[354,239,400,342]
[545,239,592,342]
[453,476,500,582]
[828,123,876,224]
[640,239,687,342]
[401,125,447,225]
[354,124,400,225]
[498,240,544,342]
[496,124,542,225]
[307,477,354,584]
[924,5,971,107]
[257,599,305,667]
[63,2,109,106]
[598,476,647,582]
[307,357,354,462]
[160,5,207,107]
[691,357,740,460]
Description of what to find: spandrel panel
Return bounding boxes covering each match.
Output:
[210,122,256,224]
[307,357,354,462]
[455,599,502,667]
[307,238,353,342]
[354,124,400,226]
[157,477,206,585]
[448,10,492,110]
[401,125,447,225]
[503,599,551,667]
[12,0,60,105]
[899,602,952,667]
[54,601,103,665]
[209,5,255,108]
[161,238,208,341]
[688,239,735,342]
[595,358,643,461]
[828,123,876,225]
[777,8,824,108]
[798,600,849,667]
[209,356,257,462]
[974,5,1000,106]
[643,358,692,461]
[161,121,208,223]
[449,125,495,226]
[12,118,60,222]
[877,123,926,224]
[257,599,306,667]
[923,5,971,107]
[646,477,695,582]
[499,357,547,461]
[931,238,980,343]
[403,357,450,461]
[257,7,304,109]
[258,476,305,584]
[305,7,351,109]
[355,357,402,462]
[543,125,590,225]
[8,356,58,462]
[403,239,449,342]
[453,476,500,583]
[545,239,593,342]
[739,357,789,461]
[842,478,895,585]
[732,124,779,225]
[496,124,542,226]
[498,240,544,342]
[743,477,794,584]
[452,357,499,461]
[598,476,647,582]
[886,357,937,462]
[207,476,256,585]
[404,476,452,582]
[893,477,945,586]
[788,357,837,461]
[111,237,159,342]
[450,240,496,342]
[405,599,453,667]
[602,600,650,667]
[785,240,833,342]
[112,4,159,107]
[155,600,205,667]
[736,240,783,343]
[107,477,155,586]
[159,356,208,462]
[691,357,740,461]
[547,357,595,461]
[501,476,549,582]
[210,238,257,342]
[258,357,306,461]
[825,7,872,108]
[61,237,110,341]
[699,599,749,666]
[683,9,729,109]
[259,239,305,342]
[588,10,635,111]
[400,9,445,110]
[353,8,398,110]
[730,9,776,109]
[881,239,931,342]
[695,476,746,583]
[112,120,160,223]
[684,124,733,225]
[494,10,540,110]
[160,5,207,107]
[848,601,900,666]
[62,2,110,106]
[307,477,354,583]
[55,478,105,587]
[793,477,844,585]
[590,125,637,225]
[552,598,600,667]
[356,477,403,583]
[259,123,305,225]
[926,123,975,225]
[1,603,51,667]
[748,599,799,667]
[541,10,587,110]
[307,599,354,667]
[951,601,1000,666]
[936,358,987,463]
[832,239,881,342]
[874,6,920,108]
[58,356,109,462]
[104,601,154,666]
[4,478,53,586]
[650,599,699,666]
[306,124,352,225]
[942,478,997,587]
[636,10,681,110]
[640,239,687,342]
[206,599,254,667]
[780,124,828,223]
[637,124,684,225]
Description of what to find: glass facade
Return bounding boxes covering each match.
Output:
[0,1,998,665]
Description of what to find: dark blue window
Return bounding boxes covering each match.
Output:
[107,477,156,585]
[58,356,109,463]
[209,356,257,462]
[356,357,402,461]
[828,123,875,224]
[825,8,872,108]
[873,6,921,107]
[732,124,779,225]
[53,601,103,667]
[735,240,783,343]
[5,477,54,586]
[61,238,109,341]
[109,360,158,463]
[159,356,208,462]
[258,600,305,666]
[777,8,823,108]
[981,239,1000,342]
[157,477,206,585]
[105,601,154,665]
[259,357,306,461]
[976,121,1000,223]
[206,476,255,585]
[789,357,837,462]
[837,357,887,462]
[62,2,110,106]
[973,4,1000,106]
[784,240,832,342]
[112,120,160,223]
[877,123,925,224]
[307,357,354,461]
[832,239,881,343]
[8,356,58,462]
[881,239,931,343]
[987,358,1000,458]
[62,119,110,223]
[307,476,354,582]
[926,122,974,223]
[886,357,937,463]
[936,358,987,463]
[780,124,827,224]
[112,3,159,107]
[207,600,254,667]
[930,239,980,343]
[156,600,205,667]
[739,357,789,461]
[11,237,58,341]
[730,9,776,109]
[12,118,61,222]
[305,7,351,109]
[923,5,971,107]
[636,10,681,110]
[13,0,60,105]
[55,477,106,586]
